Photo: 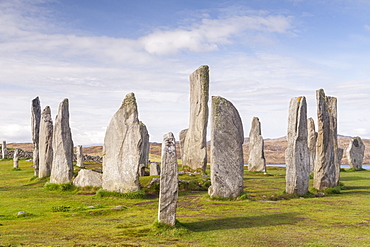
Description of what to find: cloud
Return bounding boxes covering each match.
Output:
[364,25,370,31]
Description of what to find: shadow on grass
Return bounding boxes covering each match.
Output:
[342,186,370,195]
[182,212,302,232]
[340,176,370,181]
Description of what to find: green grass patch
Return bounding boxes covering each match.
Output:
[96,188,146,199]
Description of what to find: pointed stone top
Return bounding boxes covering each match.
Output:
[43,106,51,114]
[120,92,137,109]
[32,96,40,105]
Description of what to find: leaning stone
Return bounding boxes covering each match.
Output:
[208,96,244,199]
[13,148,20,169]
[248,117,266,172]
[307,117,317,173]
[76,145,84,168]
[150,162,161,176]
[158,132,178,227]
[285,96,310,195]
[2,140,7,159]
[139,122,150,167]
[39,106,53,178]
[31,97,41,176]
[346,137,365,169]
[50,99,74,184]
[102,93,142,193]
[73,169,102,188]
[182,65,209,171]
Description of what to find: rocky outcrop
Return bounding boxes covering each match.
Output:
[307,117,317,173]
[346,137,365,169]
[73,169,102,187]
[31,97,41,176]
[38,106,53,178]
[248,117,266,172]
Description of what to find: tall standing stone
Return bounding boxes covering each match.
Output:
[139,122,149,167]
[158,132,178,227]
[307,117,317,173]
[13,148,20,169]
[314,89,337,190]
[327,96,339,185]
[76,145,84,168]
[248,117,266,172]
[1,140,7,159]
[285,97,310,195]
[39,106,53,178]
[50,99,74,184]
[102,93,142,193]
[346,137,365,169]
[31,97,41,176]
[178,128,188,163]
[182,65,209,171]
[208,96,244,199]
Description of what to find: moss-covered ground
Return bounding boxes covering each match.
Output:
[1,160,370,246]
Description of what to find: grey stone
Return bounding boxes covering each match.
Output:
[327,96,339,186]
[38,106,53,178]
[102,92,142,193]
[76,145,84,168]
[307,117,317,173]
[285,96,310,195]
[73,169,102,187]
[158,132,178,226]
[338,148,344,168]
[179,128,188,163]
[13,148,20,169]
[182,65,209,171]
[346,137,365,169]
[138,164,146,177]
[31,97,41,176]
[314,89,338,190]
[248,117,266,172]
[139,122,149,167]
[150,162,161,176]
[50,99,74,184]
[2,140,7,159]
[208,96,244,199]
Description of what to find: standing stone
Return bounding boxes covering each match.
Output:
[346,137,365,169]
[50,99,74,184]
[208,96,244,199]
[150,162,161,176]
[307,117,317,173]
[1,140,7,159]
[285,97,310,195]
[73,169,102,188]
[248,117,266,172]
[102,93,142,193]
[182,65,209,171]
[327,96,339,185]
[76,145,84,168]
[178,128,188,163]
[158,132,178,227]
[31,97,41,176]
[338,148,344,170]
[139,122,150,167]
[314,89,337,190]
[13,148,20,169]
[39,106,53,178]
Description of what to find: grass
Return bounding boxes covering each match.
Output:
[1,159,370,246]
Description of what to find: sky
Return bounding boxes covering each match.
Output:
[1,0,370,145]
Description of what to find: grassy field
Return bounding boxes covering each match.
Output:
[1,159,370,247]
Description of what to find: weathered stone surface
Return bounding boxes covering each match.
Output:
[76,145,84,168]
[338,148,344,168]
[314,89,338,190]
[50,99,74,184]
[208,96,244,199]
[158,132,178,226]
[285,97,310,195]
[248,117,266,172]
[346,137,365,169]
[150,162,161,176]
[307,117,317,173]
[38,106,53,178]
[139,122,149,167]
[102,93,142,193]
[182,65,209,171]
[31,97,41,176]
[327,96,339,186]
[2,140,7,159]
[179,128,188,163]
[73,169,102,188]
[13,148,20,169]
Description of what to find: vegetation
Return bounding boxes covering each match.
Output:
[1,159,370,246]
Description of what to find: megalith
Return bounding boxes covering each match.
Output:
[248,117,266,172]
[150,162,160,176]
[139,122,149,167]
[158,132,178,227]
[76,145,84,168]
[31,96,41,176]
[102,92,142,193]
[285,96,310,195]
[338,148,344,169]
[314,89,338,190]
[307,117,317,173]
[208,96,244,199]
[73,169,102,188]
[178,128,188,163]
[39,106,53,178]
[2,140,7,159]
[50,99,74,184]
[181,65,209,171]
[13,148,20,169]
[346,137,365,169]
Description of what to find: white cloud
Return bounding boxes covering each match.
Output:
[364,25,370,31]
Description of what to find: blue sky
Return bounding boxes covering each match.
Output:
[1,0,370,145]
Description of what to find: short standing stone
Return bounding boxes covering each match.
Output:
[39,106,53,178]
[182,65,209,171]
[150,162,161,176]
[208,96,244,199]
[13,148,20,169]
[76,145,84,168]
[139,122,149,167]
[158,132,178,226]
[2,140,7,159]
[31,97,41,176]
[346,137,365,169]
[307,117,317,173]
[102,93,142,193]
[285,96,310,195]
[73,169,102,187]
[248,117,266,172]
[50,99,74,184]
